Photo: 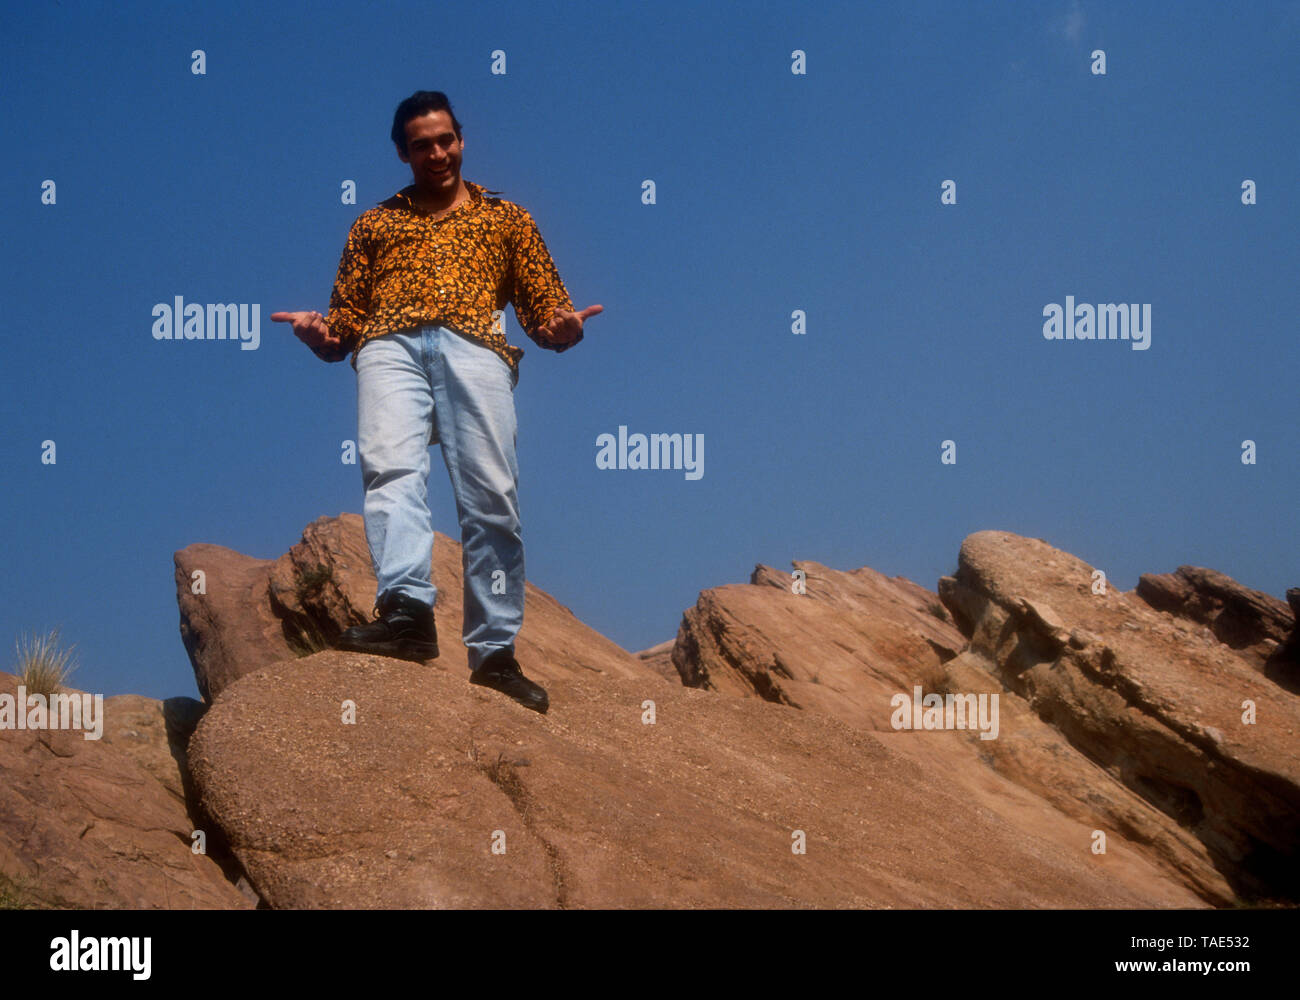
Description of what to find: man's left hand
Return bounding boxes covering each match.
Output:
[535,304,603,346]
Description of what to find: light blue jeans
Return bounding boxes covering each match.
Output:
[355,324,523,672]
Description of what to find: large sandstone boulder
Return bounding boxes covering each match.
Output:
[187,649,1195,908]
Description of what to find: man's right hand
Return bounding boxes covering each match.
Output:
[271,310,344,356]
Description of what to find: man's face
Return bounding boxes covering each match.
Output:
[398,110,463,197]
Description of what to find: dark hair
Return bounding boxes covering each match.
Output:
[390,91,463,156]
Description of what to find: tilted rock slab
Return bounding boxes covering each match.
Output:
[672,560,964,722]
[186,649,1195,908]
[0,672,251,909]
[939,530,1300,903]
[664,556,1236,904]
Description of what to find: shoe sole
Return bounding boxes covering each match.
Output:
[336,637,439,663]
[469,674,548,713]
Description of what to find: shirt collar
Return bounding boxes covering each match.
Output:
[395,179,483,213]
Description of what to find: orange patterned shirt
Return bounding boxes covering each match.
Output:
[317,179,578,376]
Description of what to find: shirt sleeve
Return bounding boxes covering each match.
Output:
[319,216,372,363]
[508,207,578,353]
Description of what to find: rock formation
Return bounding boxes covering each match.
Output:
[3,516,1293,908]
[0,672,252,909]
[658,530,1298,904]
[187,648,1189,908]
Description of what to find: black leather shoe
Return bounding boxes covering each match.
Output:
[335,590,438,663]
[470,649,549,713]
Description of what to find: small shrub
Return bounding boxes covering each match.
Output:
[12,627,79,698]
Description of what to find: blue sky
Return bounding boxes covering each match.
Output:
[3,0,1296,700]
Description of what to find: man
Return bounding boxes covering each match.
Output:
[272,91,601,714]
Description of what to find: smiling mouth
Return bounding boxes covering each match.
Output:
[430,165,450,175]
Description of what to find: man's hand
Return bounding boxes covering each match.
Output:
[271,310,343,355]
[534,303,603,347]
